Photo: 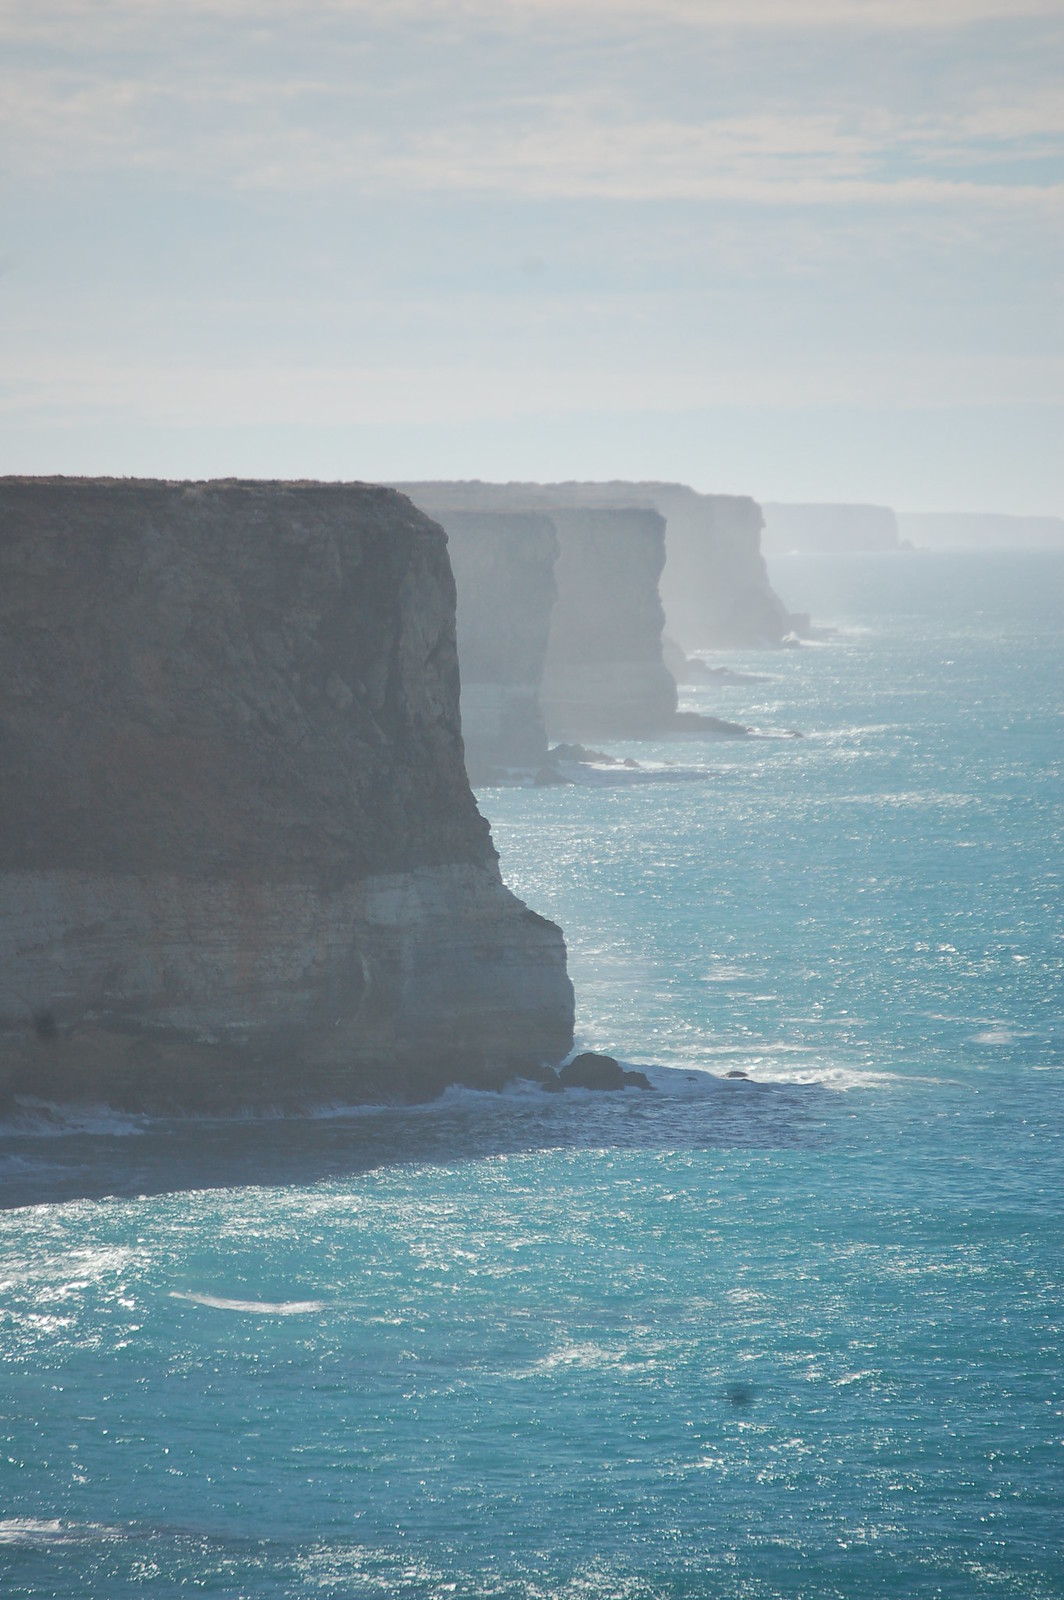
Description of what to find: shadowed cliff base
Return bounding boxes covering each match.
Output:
[0,477,574,1113]
[0,1067,836,1209]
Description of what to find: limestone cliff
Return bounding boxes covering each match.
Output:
[406,486,676,741]
[398,480,801,652]
[896,513,1064,551]
[539,508,677,739]
[434,510,558,780]
[0,478,574,1111]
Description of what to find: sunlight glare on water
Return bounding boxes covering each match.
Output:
[1,552,1062,1598]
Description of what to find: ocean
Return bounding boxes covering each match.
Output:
[2,550,1062,1598]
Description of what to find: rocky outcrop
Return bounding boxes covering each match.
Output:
[0,477,574,1111]
[398,480,802,652]
[433,510,558,780]
[539,509,677,739]
[761,502,901,554]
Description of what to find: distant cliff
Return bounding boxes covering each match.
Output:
[431,510,558,780]
[0,478,574,1111]
[399,480,802,652]
[896,513,1064,551]
[761,503,901,554]
[406,486,677,741]
[540,508,677,738]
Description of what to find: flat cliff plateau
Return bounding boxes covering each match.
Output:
[432,509,558,781]
[397,481,804,652]
[0,477,574,1112]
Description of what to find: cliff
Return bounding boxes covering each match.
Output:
[761,503,901,554]
[398,481,801,652]
[405,485,677,740]
[433,510,558,780]
[540,508,677,738]
[0,478,574,1111]
[896,513,1064,551]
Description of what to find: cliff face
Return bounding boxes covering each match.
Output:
[434,510,558,779]
[540,508,677,738]
[406,486,677,741]
[398,480,799,652]
[0,478,573,1110]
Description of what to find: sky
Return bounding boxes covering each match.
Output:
[2,0,1062,512]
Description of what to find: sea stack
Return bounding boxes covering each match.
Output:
[0,478,574,1111]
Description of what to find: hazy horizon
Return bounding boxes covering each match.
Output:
[2,0,1062,515]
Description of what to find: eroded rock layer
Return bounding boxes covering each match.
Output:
[0,478,574,1109]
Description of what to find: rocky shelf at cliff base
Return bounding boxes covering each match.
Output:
[0,477,575,1114]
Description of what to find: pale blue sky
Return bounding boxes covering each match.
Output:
[2,0,1061,511]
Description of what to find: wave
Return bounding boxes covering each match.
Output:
[0,1100,150,1139]
[0,1518,128,1547]
[169,1291,326,1315]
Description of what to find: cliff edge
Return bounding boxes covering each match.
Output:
[0,478,574,1111]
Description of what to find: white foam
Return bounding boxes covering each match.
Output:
[170,1290,325,1315]
[1,1099,149,1138]
[0,1518,126,1546]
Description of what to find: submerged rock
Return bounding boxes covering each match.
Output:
[0,477,574,1112]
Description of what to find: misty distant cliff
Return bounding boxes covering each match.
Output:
[761,502,901,554]
[0,478,574,1111]
[540,508,676,738]
[429,509,558,780]
[897,513,1064,551]
[399,480,802,653]
[406,485,678,742]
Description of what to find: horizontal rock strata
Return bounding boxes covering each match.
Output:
[0,477,574,1110]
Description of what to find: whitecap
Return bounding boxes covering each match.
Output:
[0,1099,149,1139]
[169,1291,325,1315]
[0,1518,126,1546]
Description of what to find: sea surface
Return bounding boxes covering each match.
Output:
[2,550,1062,1598]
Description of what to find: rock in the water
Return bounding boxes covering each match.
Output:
[559,1052,651,1091]
[560,1053,625,1090]
[0,477,574,1112]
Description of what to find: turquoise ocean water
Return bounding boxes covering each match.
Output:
[1,551,1062,1597]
